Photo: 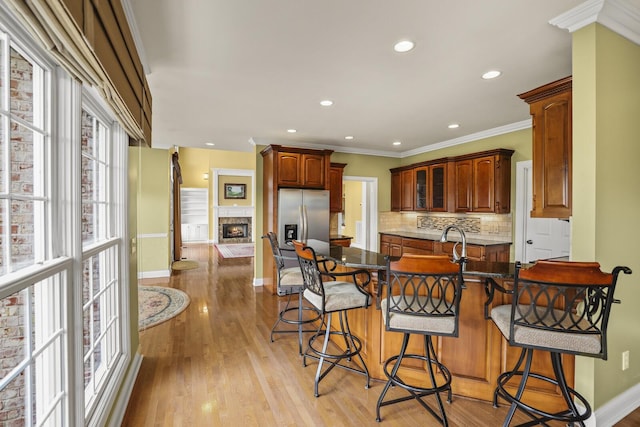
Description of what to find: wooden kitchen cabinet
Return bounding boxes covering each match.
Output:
[379,233,510,262]
[414,163,448,212]
[400,169,414,211]
[414,167,428,210]
[379,234,402,257]
[277,151,325,188]
[454,159,473,212]
[329,162,346,212]
[429,162,448,212]
[260,144,334,294]
[265,145,332,189]
[391,149,511,213]
[401,237,434,255]
[455,149,513,213]
[518,76,572,218]
[390,171,401,211]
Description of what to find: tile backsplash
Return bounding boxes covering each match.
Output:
[379,212,512,241]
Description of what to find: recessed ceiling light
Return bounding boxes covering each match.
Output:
[392,141,402,146]
[448,123,460,129]
[482,70,502,79]
[345,136,354,140]
[287,129,297,133]
[394,40,415,53]
[320,100,333,107]
[205,142,215,146]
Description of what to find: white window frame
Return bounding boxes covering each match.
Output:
[0,6,131,427]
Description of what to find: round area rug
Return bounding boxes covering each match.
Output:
[138,286,190,330]
[172,259,199,271]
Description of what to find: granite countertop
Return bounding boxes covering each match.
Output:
[331,234,353,240]
[379,230,512,246]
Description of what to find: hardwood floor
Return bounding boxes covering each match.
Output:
[121,243,638,426]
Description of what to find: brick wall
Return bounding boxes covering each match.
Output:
[0,47,34,427]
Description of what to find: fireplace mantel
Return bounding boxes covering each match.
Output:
[216,206,254,218]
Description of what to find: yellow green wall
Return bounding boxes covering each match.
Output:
[572,23,640,409]
[329,152,401,212]
[218,175,252,207]
[138,147,171,273]
[342,180,363,239]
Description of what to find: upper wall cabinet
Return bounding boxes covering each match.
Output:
[415,163,448,212]
[519,76,572,219]
[392,149,513,214]
[261,145,333,189]
[391,171,402,211]
[329,163,346,212]
[454,150,513,214]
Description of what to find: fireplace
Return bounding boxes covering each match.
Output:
[223,223,248,239]
[218,216,252,243]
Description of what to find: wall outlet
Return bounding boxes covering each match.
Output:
[622,350,630,371]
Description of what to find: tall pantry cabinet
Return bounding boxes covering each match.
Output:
[518,76,572,218]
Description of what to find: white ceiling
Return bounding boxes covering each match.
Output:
[125,0,586,157]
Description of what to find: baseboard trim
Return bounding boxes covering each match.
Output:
[138,270,170,279]
[595,382,640,427]
[107,351,143,427]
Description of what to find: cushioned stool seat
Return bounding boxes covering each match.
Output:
[489,260,631,427]
[293,240,372,398]
[375,254,464,426]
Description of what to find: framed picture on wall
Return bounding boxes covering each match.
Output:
[224,183,246,199]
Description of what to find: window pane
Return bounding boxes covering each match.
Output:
[0,273,66,426]
[82,246,119,404]
[9,48,34,125]
[11,199,35,270]
[81,110,109,244]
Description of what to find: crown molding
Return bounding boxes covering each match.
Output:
[550,0,640,46]
[399,120,532,158]
[250,120,533,159]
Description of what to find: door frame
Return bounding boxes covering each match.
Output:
[343,175,378,251]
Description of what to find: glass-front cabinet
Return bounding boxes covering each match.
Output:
[429,163,447,212]
[415,167,428,210]
[414,164,447,212]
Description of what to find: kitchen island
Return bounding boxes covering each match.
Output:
[320,245,573,412]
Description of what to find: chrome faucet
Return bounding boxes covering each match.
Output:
[440,225,467,261]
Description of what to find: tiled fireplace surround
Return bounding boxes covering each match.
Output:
[216,206,254,244]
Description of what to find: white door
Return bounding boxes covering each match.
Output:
[515,161,570,263]
[343,176,378,251]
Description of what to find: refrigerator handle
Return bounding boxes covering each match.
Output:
[301,205,308,241]
[298,205,305,242]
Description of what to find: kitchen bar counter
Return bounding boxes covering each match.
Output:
[320,245,572,411]
[327,245,518,278]
[379,229,512,246]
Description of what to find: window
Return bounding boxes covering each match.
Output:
[0,11,130,426]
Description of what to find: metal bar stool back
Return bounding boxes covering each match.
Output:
[262,232,320,355]
[376,254,464,426]
[490,260,632,427]
[292,240,372,397]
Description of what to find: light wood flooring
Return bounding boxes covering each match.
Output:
[121,243,640,427]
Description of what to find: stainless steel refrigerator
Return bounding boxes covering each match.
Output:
[278,188,330,249]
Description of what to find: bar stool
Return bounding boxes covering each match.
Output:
[490,260,631,427]
[292,240,372,397]
[376,254,464,426]
[262,232,320,355]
